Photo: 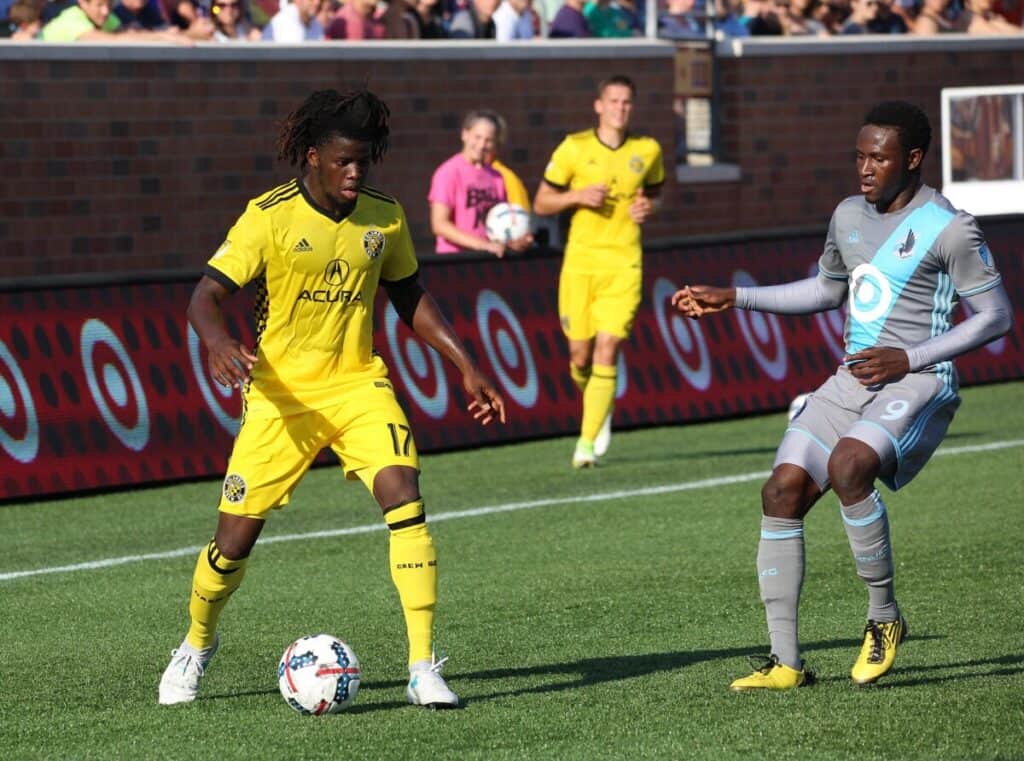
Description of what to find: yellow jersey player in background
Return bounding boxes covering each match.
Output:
[158,88,506,710]
[534,74,665,468]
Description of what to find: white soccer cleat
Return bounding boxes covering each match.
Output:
[594,411,612,457]
[406,654,459,709]
[158,635,219,705]
[572,439,597,469]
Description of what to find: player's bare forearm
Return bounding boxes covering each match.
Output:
[670,285,737,318]
[187,276,256,388]
[410,291,506,424]
[533,181,606,216]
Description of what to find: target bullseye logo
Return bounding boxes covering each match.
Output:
[81,318,150,451]
[188,325,241,435]
[849,263,893,324]
[385,304,449,419]
[0,339,39,464]
[652,277,711,391]
[732,270,788,381]
[476,290,538,408]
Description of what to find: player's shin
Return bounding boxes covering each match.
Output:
[186,539,249,650]
[757,517,805,670]
[570,362,591,393]
[580,363,616,442]
[386,499,437,665]
[841,490,898,621]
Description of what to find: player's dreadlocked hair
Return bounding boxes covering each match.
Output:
[864,101,932,158]
[276,88,391,168]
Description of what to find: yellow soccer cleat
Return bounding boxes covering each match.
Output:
[851,617,908,686]
[730,655,812,692]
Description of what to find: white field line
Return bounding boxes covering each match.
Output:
[2,437,1022,583]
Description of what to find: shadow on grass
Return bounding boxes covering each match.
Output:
[201,634,968,710]
[875,652,1024,689]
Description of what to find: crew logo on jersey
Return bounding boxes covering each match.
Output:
[629,156,644,173]
[363,229,385,260]
[223,473,246,503]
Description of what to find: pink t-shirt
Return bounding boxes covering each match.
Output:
[427,153,507,254]
[325,3,385,39]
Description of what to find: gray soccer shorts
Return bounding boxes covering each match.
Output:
[775,365,961,491]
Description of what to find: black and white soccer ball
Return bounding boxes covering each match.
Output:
[278,634,361,715]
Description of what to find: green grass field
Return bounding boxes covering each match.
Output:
[2,381,1023,761]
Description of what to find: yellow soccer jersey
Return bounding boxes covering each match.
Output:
[543,129,664,273]
[205,179,418,418]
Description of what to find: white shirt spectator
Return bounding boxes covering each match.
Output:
[493,0,535,38]
[262,1,325,41]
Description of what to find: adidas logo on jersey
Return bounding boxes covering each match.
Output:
[293,238,313,253]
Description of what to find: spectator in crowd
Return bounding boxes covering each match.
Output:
[867,0,909,29]
[549,0,589,34]
[449,0,498,35]
[159,0,204,30]
[712,0,751,34]
[410,0,446,34]
[262,0,324,39]
[743,0,785,32]
[778,0,830,32]
[428,110,521,256]
[912,0,956,31]
[40,0,190,39]
[531,0,558,33]
[117,0,215,36]
[814,0,849,31]
[583,0,639,35]
[839,0,880,31]
[493,0,534,37]
[210,0,262,39]
[379,0,421,37]
[2,0,44,36]
[658,0,703,37]
[959,0,1022,31]
[326,0,385,36]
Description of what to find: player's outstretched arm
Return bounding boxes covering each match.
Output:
[670,285,737,318]
[383,277,507,425]
[187,276,257,389]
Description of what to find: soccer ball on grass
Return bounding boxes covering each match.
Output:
[278,634,361,715]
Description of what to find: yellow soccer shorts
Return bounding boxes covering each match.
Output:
[558,266,642,341]
[217,378,419,518]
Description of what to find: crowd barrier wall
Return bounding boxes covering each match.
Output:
[3,37,1024,280]
[3,224,1023,501]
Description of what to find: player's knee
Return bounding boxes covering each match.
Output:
[760,470,807,518]
[827,443,879,499]
[373,465,420,511]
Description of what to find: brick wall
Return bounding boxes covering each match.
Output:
[1,38,1022,280]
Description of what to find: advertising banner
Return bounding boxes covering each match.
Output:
[2,228,1022,500]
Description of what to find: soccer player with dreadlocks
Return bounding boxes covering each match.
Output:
[159,88,505,709]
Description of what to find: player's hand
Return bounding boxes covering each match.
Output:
[207,338,257,389]
[629,188,654,224]
[574,184,609,209]
[670,285,736,318]
[463,368,506,426]
[506,232,534,253]
[844,347,910,387]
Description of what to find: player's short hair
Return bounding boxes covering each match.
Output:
[277,88,390,168]
[461,109,501,135]
[598,74,637,98]
[863,101,932,157]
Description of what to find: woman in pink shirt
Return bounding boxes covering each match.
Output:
[428,110,531,256]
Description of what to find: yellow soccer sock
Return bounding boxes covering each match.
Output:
[386,500,437,665]
[185,540,248,650]
[570,363,592,393]
[581,363,616,442]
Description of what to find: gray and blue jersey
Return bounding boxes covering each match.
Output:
[820,184,1003,378]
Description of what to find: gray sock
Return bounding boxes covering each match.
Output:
[757,516,805,670]
[840,490,898,622]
